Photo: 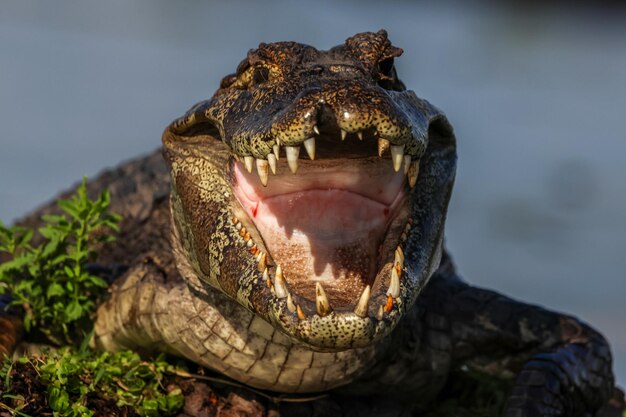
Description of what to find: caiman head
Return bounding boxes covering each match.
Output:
[162,30,456,351]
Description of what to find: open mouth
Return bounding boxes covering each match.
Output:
[163,86,455,350]
[232,126,418,311]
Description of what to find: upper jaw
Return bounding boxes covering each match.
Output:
[217,82,429,164]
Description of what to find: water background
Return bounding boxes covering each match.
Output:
[1,1,625,383]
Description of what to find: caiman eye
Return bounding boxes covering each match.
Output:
[252,66,270,85]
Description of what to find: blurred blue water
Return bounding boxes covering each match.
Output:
[1,1,624,383]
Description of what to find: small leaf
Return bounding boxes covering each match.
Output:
[63,265,75,278]
[87,275,108,288]
[41,214,66,224]
[46,283,65,299]
[64,300,83,321]
[38,225,62,240]
[40,238,62,259]
[58,199,81,220]
[48,387,71,412]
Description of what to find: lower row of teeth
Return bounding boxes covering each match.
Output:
[239,135,420,188]
[232,216,413,321]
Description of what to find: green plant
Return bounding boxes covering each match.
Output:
[0,338,184,417]
[0,181,184,416]
[0,179,121,345]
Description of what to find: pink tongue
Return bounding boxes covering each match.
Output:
[233,163,400,305]
[241,190,386,305]
[259,189,389,241]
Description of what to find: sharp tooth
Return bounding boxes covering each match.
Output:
[395,246,404,266]
[313,125,320,135]
[357,132,363,141]
[274,265,288,298]
[244,156,254,173]
[287,293,296,312]
[353,285,371,318]
[267,154,277,174]
[378,138,390,157]
[376,305,384,320]
[296,304,306,320]
[408,161,420,188]
[341,129,347,141]
[384,294,394,312]
[256,158,269,186]
[286,146,300,173]
[273,144,280,160]
[263,268,271,288]
[315,282,332,317]
[257,253,266,272]
[403,155,411,174]
[303,137,315,160]
[390,145,405,172]
[388,266,400,298]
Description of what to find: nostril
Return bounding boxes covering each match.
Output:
[428,117,455,148]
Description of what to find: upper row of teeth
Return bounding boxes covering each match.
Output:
[239,128,420,188]
[232,216,414,321]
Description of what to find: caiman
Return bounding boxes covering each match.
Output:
[0,30,622,417]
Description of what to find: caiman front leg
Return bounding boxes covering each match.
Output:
[422,253,615,416]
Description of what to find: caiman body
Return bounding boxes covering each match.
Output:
[1,31,620,416]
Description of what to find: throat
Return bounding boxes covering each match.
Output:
[232,158,406,307]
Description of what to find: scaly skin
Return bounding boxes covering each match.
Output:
[1,31,620,416]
